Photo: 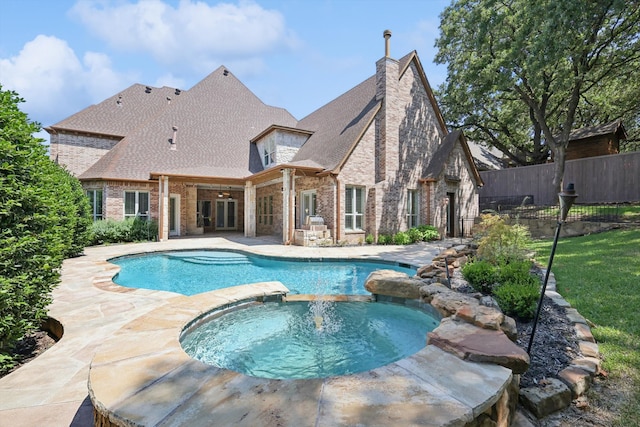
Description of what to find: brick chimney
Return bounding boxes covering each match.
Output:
[375,30,400,182]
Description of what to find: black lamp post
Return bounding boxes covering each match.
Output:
[527,183,578,355]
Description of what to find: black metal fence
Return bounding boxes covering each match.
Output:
[480,196,639,223]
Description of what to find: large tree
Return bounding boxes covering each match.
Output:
[435,0,640,193]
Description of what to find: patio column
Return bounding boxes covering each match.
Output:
[281,168,291,244]
[158,176,170,242]
[244,180,256,237]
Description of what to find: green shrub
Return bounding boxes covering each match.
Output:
[377,234,391,245]
[407,227,424,243]
[497,260,534,284]
[461,260,497,293]
[493,280,540,320]
[417,225,440,241]
[476,214,531,263]
[0,86,91,371]
[393,231,411,245]
[90,217,158,245]
[365,234,375,244]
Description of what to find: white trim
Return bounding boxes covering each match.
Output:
[169,194,180,236]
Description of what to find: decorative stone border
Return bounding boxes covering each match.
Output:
[518,270,602,418]
[399,244,602,420]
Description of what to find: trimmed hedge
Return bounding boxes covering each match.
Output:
[0,86,91,372]
[90,217,158,245]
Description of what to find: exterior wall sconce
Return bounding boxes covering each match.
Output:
[527,182,578,355]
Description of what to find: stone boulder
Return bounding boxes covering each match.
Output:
[364,270,423,299]
[427,318,530,374]
[519,378,571,418]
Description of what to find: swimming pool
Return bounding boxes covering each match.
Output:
[111,250,416,296]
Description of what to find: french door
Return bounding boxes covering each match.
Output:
[300,190,316,226]
[216,199,237,230]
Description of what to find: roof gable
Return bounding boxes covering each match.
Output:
[423,130,483,186]
[398,51,448,136]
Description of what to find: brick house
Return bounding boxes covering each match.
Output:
[47,31,482,244]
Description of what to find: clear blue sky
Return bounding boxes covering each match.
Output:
[1,0,451,142]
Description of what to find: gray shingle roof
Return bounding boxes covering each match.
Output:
[292,76,380,172]
[424,130,483,186]
[48,84,178,137]
[568,120,627,142]
[79,67,297,181]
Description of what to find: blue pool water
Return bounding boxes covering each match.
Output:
[180,301,439,379]
[111,250,415,296]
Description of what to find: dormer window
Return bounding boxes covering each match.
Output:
[263,138,276,166]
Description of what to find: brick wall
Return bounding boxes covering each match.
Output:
[49,132,120,176]
[337,58,464,241]
[256,183,282,237]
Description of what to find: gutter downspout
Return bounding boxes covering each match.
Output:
[158,177,164,241]
[335,177,341,243]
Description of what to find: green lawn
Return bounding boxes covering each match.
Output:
[528,228,640,425]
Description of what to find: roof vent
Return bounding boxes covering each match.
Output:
[223,69,229,76]
[166,96,171,104]
[116,95,123,107]
[145,86,152,93]
[169,126,178,151]
[175,88,181,95]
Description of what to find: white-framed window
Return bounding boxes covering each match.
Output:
[345,186,365,230]
[86,189,103,221]
[407,189,420,228]
[263,139,276,167]
[258,195,273,225]
[124,191,149,219]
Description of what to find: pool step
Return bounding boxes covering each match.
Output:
[179,257,252,266]
[166,253,252,266]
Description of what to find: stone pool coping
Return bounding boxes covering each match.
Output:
[89,280,514,426]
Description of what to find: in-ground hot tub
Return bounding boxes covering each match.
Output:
[180,299,440,379]
[89,282,515,426]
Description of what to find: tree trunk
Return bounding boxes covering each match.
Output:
[552,146,566,197]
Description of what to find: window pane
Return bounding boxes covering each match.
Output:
[124,192,136,215]
[138,192,149,216]
[345,187,353,214]
[216,201,225,227]
[95,191,103,216]
[345,215,353,230]
[227,201,235,228]
[356,215,363,230]
[355,188,363,213]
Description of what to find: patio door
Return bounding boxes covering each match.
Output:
[216,199,237,230]
[446,192,455,237]
[300,190,316,226]
[169,195,180,236]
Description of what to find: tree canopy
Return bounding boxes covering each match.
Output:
[0,85,91,371]
[435,0,640,192]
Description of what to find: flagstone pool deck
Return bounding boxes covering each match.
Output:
[0,235,514,427]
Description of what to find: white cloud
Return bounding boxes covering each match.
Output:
[0,35,131,127]
[70,0,299,75]
[153,72,187,89]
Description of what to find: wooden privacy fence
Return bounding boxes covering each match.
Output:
[479,151,640,205]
